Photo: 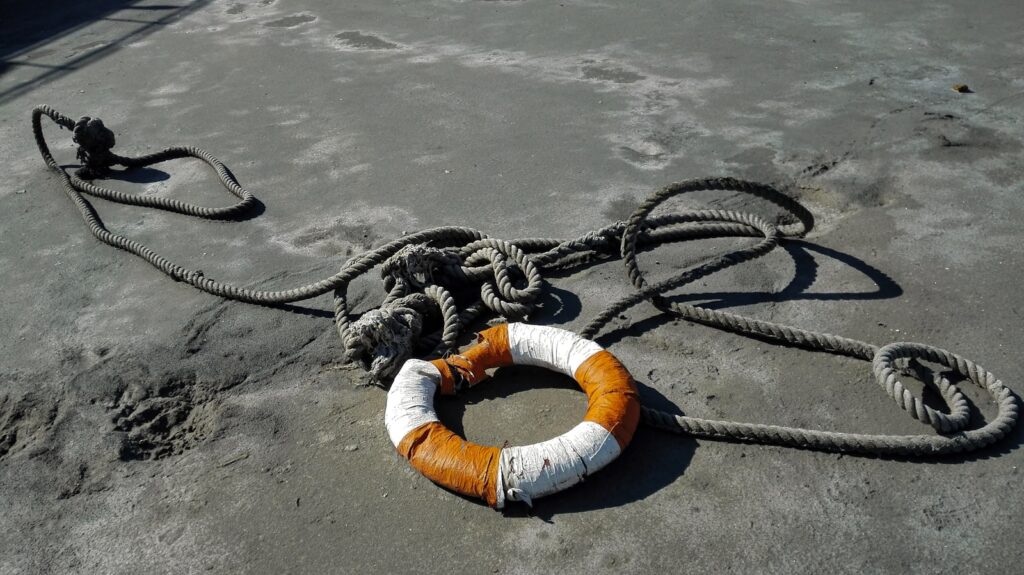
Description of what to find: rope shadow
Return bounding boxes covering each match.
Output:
[61,163,170,184]
[103,166,170,184]
[594,239,901,349]
[531,284,583,324]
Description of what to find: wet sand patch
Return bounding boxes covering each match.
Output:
[581,63,645,84]
[335,31,400,50]
[264,14,317,28]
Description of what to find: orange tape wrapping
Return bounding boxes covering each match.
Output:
[575,350,641,449]
[430,323,513,395]
[397,421,501,506]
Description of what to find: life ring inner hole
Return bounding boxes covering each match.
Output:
[432,365,589,447]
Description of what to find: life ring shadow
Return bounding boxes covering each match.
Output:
[434,365,693,517]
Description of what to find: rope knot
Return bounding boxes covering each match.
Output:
[344,306,423,385]
[72,116,117,180]
[342,293,439,385]
[380,244,460,291]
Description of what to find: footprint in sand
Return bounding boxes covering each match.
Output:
[111,375,223,461]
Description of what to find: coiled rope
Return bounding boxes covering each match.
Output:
[31,105,1018,457]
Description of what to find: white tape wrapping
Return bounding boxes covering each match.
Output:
[496,421,621,508]
[507,323,603,376]
[384,359,441,447]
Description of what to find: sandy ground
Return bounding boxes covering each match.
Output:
[2,1,1024,573]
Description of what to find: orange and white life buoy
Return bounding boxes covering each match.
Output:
[384,323,640,507]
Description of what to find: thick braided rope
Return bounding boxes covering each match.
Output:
[596,179,1018,455]
[34,105,491,353]
[31,106,1018,457]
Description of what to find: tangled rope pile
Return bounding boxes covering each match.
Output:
[32,105,1018,457]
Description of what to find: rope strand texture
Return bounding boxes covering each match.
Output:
[31,105,1018,457]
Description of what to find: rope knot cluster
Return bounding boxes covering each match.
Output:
[72,116,117,180]
[341,238,547,383]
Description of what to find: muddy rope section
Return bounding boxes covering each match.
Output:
[31,105,1018,457]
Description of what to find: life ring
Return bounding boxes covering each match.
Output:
[384,323,640,507]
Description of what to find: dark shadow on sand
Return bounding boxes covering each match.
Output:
[593,239,902,349]
[0,0,211,105]
[104,166,171,184]
[530,284,583,325]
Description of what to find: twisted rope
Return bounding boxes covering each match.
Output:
[31,105,1018,457]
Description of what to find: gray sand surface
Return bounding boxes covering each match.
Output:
[2,1,1023,573]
